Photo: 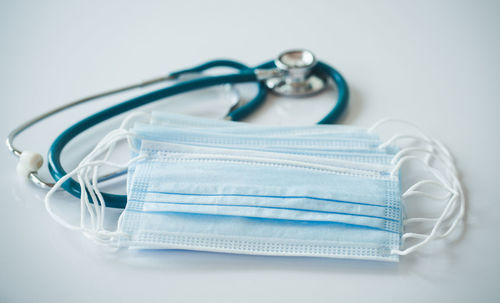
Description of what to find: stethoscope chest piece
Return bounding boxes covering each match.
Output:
[265,49,327,97]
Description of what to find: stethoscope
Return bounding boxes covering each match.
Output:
[6,49,349,208]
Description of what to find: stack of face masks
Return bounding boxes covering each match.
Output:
[45,112,464,263]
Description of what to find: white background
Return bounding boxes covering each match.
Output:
[1,0,499,302]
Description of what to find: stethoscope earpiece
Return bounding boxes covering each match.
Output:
[16,151,43,179]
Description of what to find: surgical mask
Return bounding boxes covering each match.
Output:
[118,140,401,261]
[123,119,401,238]
[126,140,401,226]
[127,114,404,261]
[45,114,464,263]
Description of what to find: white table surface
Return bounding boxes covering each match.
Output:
[1,1,499,302]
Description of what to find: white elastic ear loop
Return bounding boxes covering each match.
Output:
[391,146,456,175]
[403,180,454,200]
[45,161,113,231]
[79,131,140,238]
[86,114,148,231]
[391,156,454,190]
[79,129,132,231]
[379,134,453,167]
[84,155,146,242]
[369,118,455,164]
[79,174,96,230]
[81,129,132,164]
[93,112,147,183]
[82,128,132,192]
[85,145,147,240]
[394,156,460,223]
[395,151,461,201]
[399,193,459,251]
[403,192,459,225]
[432,174,465,238]
[44,131,140,233]
[91,169,106,230]
[394,192,459,255]
[391,147,459,222]
[372,119,464,255]
[403,180,463,233]
[369,118,433,157]
[82,171,101,230]
[44,157,143,233]
[87,130,129,230]
[390,158,463,255]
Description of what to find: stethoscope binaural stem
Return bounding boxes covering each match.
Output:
[6,75,176,189]
[6,74,175,157]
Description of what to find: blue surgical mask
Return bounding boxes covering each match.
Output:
[114,117,403,262]
[125,141,401,226]
[44,113,464,262]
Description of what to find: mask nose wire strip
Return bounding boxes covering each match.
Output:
[369,118,464,256]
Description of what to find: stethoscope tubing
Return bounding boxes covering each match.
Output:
[6,59,262,189]
[9,58,348,209]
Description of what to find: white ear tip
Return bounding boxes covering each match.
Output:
[16,151,43,178]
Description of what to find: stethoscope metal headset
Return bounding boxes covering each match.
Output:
[6,49,349,209]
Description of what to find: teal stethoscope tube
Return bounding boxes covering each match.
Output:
[48,60,349,209]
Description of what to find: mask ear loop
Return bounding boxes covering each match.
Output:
[369,117,455,165]
[394,156,459,218]
[81,128,133,232]
[83,131,144,243]
[87,111,151,233]
[78,130,127,230]
[44,130,146,245]
[403,180,454,201]
[79,112,150,243]
[391,146,456,176]
[389,138,462,227]
[390,156,463,255]
[403,173,464,240]
[369,118,464,256]
[393,141,465,233]
[45,129,130,230]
